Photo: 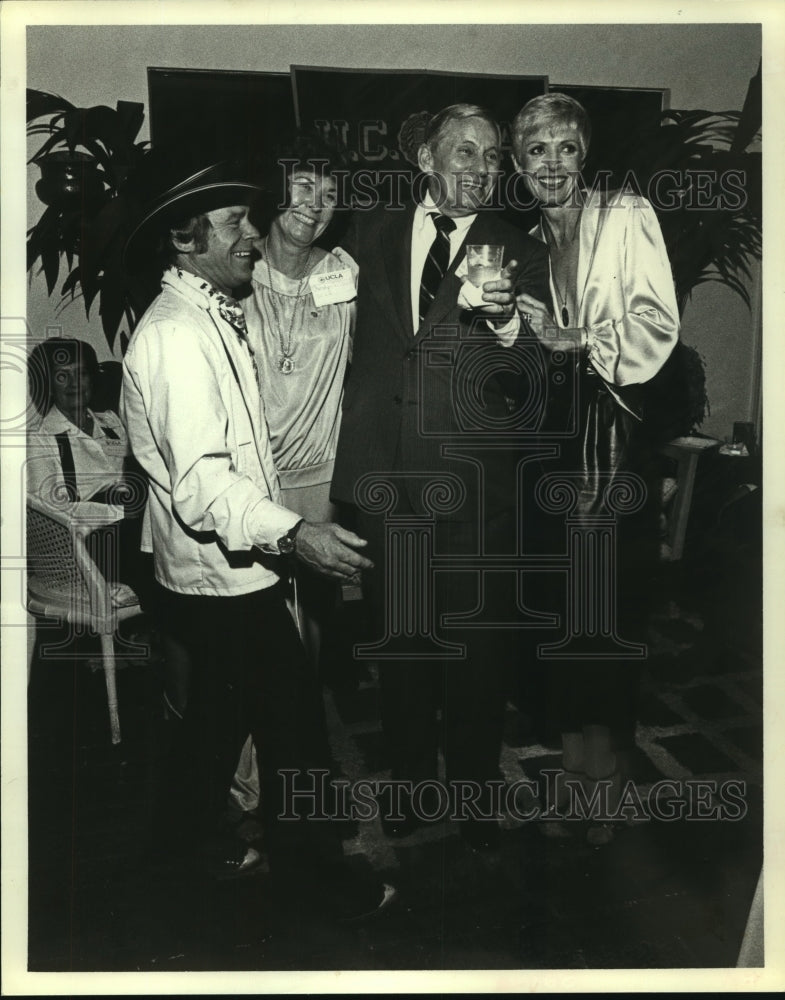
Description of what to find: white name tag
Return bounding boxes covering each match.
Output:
[98,435,126,454]
[309,268,356,307]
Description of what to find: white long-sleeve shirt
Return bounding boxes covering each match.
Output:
[26,406,128,526]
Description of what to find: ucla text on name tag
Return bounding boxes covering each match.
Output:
[309,268,356,307]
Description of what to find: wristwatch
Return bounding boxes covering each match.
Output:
[277,518,305,555]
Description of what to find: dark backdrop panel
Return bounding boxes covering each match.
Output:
[551,84,668,191]
[147,67,296,168]
[293,66,546,222]
[292,66,546,163]
[146,68,666,223]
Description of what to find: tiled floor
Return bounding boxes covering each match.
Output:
[24,491,762,973]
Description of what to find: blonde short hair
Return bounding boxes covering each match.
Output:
[512,93,591,162]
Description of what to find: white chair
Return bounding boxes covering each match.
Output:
[26,494,141,744]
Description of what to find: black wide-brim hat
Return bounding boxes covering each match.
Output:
[122,149,269,274]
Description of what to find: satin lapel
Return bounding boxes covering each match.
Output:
[575,194,600,327]
[380,204,415,340]
[531,217,561,327]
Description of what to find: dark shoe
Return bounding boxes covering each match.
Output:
[212,843,267,880]
[235,812,264,845]
[331,876,398,922]
[281,862,398,922]
[215,844,267,880]
[459,818,501,854]
[207,835,267,880]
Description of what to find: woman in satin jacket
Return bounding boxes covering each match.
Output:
[511,93,679,845]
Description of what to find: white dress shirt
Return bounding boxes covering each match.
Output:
[26,406,129,525]
[410,195,476,332]
[410,193,518,338]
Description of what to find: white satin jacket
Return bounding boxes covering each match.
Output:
[532,187,679,393]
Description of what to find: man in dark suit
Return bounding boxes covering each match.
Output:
[332,104,551,851]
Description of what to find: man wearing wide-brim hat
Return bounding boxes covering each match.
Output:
[120,151,394,919]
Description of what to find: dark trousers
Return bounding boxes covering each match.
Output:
[356,502,513,797]
[151,581,337,863]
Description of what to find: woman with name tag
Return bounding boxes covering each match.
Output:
[243,134,357,660]
[229,136,357,823]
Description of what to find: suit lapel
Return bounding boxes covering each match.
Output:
[380,204,415,340]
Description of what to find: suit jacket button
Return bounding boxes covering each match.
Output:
[405,350,416,361]
[393,394,402,405]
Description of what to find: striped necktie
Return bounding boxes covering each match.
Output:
[418,212,456,327]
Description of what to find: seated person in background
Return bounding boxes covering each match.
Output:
[27,337,145,603]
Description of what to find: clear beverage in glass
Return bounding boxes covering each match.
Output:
[466,244,504,287]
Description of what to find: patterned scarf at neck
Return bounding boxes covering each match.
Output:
[215,295,261,392]
[170,267,261,390]
[215,293,248,336]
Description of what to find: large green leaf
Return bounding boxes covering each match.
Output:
[27,122,65,137]
[81,262,101,317]
[80,106,138,159]
[616,105,762,315]
[98,263,126,352]
[29,128,69,163]
[74,136,114,175]
[115,101,145,144]
[60,266,81,300]
[80,195,131,274]
[26,89,74,124]
[732,61,761,153]
[40,245,61,296]
[59,107,93,152]
[27,89,152,349]
[27,206,60,270]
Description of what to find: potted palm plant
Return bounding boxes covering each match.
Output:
[625,111,761,314]
[27,88,155,351]
[620,66,761,438]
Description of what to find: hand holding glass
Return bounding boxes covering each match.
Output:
[466,244,504,288]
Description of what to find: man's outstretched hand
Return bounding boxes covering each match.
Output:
[295,522,374,581]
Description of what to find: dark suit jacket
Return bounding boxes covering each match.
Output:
[332,202,551,523]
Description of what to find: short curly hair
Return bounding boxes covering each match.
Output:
[28,337,100,417]
[265,132,350,209]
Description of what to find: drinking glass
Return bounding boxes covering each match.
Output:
[466,244,504,288]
